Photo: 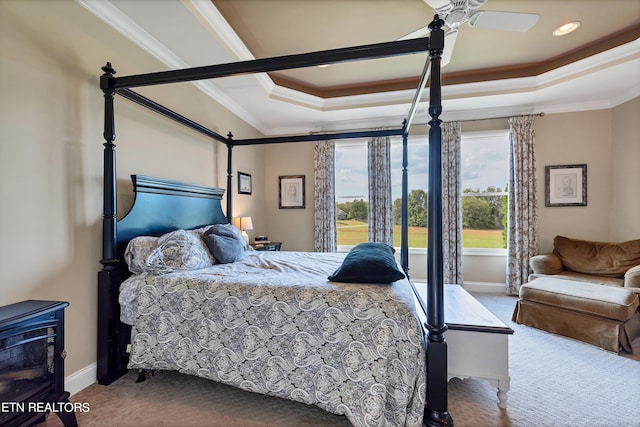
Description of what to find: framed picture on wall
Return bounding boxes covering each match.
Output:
[279,175,305,209]
[545,164,587,207]
[238,172,252,195]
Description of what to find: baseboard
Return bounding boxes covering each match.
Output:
[411,280,507,293]
[463,281,507,293]
[65,362,97,396]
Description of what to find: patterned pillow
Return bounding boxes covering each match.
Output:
[145,229,214,274]
[328,242,405,284]
[124,236,158,274]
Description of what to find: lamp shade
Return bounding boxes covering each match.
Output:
[233,216,253,231]
[241,216,253,231]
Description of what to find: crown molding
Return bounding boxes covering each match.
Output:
[75,0,269,134]
[186,0,276,94]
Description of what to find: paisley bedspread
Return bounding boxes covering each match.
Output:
[119,251,426,427]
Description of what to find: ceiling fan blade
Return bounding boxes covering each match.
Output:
[422,0,451,11]
[441,29,458,67]
[469,10,539,32]
[398,25,430,41]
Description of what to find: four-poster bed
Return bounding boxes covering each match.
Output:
[98,15,451,426]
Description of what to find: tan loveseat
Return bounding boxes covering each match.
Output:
[513,236,640,353]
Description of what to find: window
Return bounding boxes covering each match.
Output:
[460,131,510,250]
[335,137,429,249]
[334,130,509,251]
[335,140,369,247]
[390,137,429,248]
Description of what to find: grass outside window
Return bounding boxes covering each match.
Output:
[337,219,505,249]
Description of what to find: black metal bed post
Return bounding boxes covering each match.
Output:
[97,62,123,385]
[424,17,452,427]
[226,133,233,224]
[401,123,409,275]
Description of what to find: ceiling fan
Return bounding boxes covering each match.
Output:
[399,0,539,67]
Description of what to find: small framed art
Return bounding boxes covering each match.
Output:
[238,172,252,195]
[545,164,587,207]
[279,175,305,209]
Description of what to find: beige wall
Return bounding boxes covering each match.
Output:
[0,0,263,379]
[610,97,640,241]
[264,142,316,251]
[535,110,613,253]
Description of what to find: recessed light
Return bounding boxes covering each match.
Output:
[317,64,330,68]
[553,21,580,36]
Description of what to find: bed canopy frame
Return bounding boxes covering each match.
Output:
[98,15,451,426]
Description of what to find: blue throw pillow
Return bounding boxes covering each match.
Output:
[202,225,245,264]
[328,242,405,284]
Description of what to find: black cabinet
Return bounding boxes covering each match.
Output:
[0,300,77,427]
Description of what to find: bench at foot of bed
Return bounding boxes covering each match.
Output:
[414,284,514,408]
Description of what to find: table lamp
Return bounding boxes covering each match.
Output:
[233,216,253,243]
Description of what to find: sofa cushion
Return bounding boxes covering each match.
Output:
[553,236,640,278]
[528,271,624,288]
[520,277,639,322]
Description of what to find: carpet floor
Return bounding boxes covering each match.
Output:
[38,292,639,427]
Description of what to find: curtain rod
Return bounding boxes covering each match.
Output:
[459,112,545,123]
[402,112,545,128]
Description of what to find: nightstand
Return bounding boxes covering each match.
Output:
[251,242,282,251]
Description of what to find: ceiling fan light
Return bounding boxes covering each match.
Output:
[553,21,580,36]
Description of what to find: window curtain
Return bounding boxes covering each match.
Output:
[367,135,393,246]
[506,115,538,294]
[442,121,463,285]
[313,141,336,252]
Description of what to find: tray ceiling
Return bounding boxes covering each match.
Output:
[78,0,640,135]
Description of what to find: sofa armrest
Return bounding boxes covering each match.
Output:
[624,265,640,290]
[530,253,564,275]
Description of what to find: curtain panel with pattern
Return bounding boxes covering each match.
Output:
[313,141,336,252]
[442,121,463,285]
[367,136,394,246]
[507,115,538,294]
